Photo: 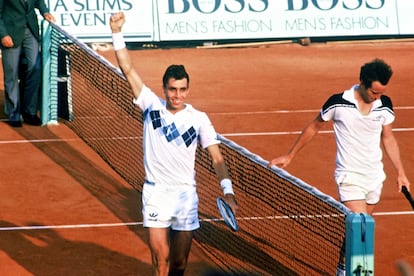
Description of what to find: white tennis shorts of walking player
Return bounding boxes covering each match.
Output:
[336,171,386,204]
[142,182,200,231]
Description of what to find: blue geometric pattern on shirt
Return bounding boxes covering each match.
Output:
[181,126,197,147]
[149,110,162,129]
[146,109,198,147]
[163,123,180,142]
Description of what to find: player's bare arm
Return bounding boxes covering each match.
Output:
[207,144,238,213]
[110,12,144,100]
[381,123,410,192]
[268,113,326,168]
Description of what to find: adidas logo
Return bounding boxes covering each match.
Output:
[148,212,158,221]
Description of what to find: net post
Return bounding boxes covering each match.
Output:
[41,20,58,125]
[345,213,375,276]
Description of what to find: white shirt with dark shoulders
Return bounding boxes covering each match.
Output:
[320,85,394,181]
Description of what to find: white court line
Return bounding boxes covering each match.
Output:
[0,137,141,145]
[1,128,413,144]
[0,222,143,231]
[210,106,414,116]
[222,128,414,137]
[372,211,414,216]
[1,211,412,231]
[211,109,320,115]
[0,138,81,144]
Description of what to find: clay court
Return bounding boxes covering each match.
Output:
[1,39,414,275]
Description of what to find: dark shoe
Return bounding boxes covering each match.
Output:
[22,113,42,126]
[8,120,22,128]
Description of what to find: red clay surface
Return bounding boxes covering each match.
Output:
[1,39,414,275]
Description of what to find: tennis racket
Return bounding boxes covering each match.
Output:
[216,197,239,232]
[401,186,414,210]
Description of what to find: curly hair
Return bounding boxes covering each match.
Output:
[360,58,393,88]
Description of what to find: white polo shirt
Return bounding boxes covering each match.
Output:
[320,85,394,184]
[134,85,220,186]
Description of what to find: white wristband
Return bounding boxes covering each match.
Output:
[112,32,126,51]
[220,178,234,195]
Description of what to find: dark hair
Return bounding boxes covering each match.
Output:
[360,58,393,88]
[162,64,189,88]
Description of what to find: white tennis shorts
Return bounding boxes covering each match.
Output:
[142,182,200,231]
[335,171,385,204]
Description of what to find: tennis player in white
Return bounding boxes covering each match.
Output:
[109,12,237,276]
[268,58,410,276]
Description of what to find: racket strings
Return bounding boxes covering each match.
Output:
[217,197,238,231]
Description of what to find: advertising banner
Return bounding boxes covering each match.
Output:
[395,1,414,34]
[157,0,400,41]
[46,0,155,42]
[45,0,413,43]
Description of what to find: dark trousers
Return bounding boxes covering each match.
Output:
[2,27,41,121]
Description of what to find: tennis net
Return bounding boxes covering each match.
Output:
[42,22,351,275]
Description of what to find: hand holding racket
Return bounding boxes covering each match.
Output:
[216,195,239,232]
[401,186,414,210]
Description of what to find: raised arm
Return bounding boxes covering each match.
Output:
[268,113,326,168]
[381,123,410,192]
[109,12,143,99]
